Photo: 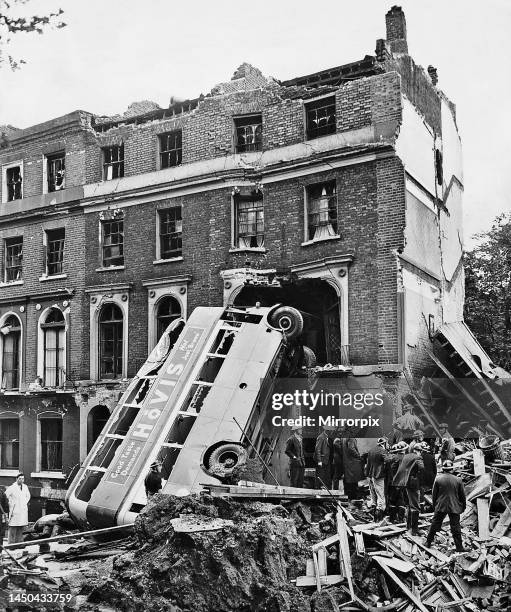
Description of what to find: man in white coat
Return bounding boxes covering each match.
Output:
[6,473,31,544]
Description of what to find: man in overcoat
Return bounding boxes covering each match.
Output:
[341,429,362,500]
[393,444,424,535]
[314,427,331,489]
[365,437,388,521]
[285,426,305,488]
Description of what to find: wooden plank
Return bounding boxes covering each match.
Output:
[170,517,234,533]
[3,523,135,550]
[337,509,355,600]
[473,449,490,540]
[354,532,365,556]
[405,535,449,563]
[312,550,321,592]
[311,533,340,552]
[373,557,429,612]
[372,555,414,573]
[490,505,511,538]
[296,574,343,587]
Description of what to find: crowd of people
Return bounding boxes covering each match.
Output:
[285,422,469,552]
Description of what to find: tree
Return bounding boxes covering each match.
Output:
[464,212,511,370]
[0,0,65,69]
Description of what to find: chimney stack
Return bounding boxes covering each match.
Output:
[385,6,408,54]
[427,65,438,86]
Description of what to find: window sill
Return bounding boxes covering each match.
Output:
[0,280,23,287]
[229,247,267,254]
[31,471,66,479]
[39,273,68,282]
[301,234,341,247]
[153,257,183,265]
[95,266,125,272]
[0,469,19,477]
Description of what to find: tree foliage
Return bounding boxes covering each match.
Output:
[464,212,511,370]
[0,0,65,69]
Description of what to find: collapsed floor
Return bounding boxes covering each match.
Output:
[1,444,511,612]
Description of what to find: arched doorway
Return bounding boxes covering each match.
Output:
[234,279,342,365]
[87,405,110,453]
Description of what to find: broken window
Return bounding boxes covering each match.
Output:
[234,191,264,249]
[234,115,262,153]
[46,228,65,275]
[306,181,338,241]
[305,96,336,140]
[156,296,182,342]
[5,166,22,201]
[159,131,182,169]
[101,219,124,267]
[159,207,182,259]
[99,303,123,379]
[41,308,65,387]
[47,153,65,192]
[1,315,21,390]
[4,236,23,282]
[40,418,63,471]
[0,418,19,470]
[102,144,124,180]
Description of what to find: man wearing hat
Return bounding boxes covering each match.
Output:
[425,460,466,552]
[314,426,331,489]
[385,441,408,523]
[392,442,424,535]
[437,423,455,462]
[285,426,305,488]
[145,461,163,499]
[409,430,424,453]
[365,437,388,521]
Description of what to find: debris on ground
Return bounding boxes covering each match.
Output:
[1,439,510,611]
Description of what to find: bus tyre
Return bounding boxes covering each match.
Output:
[302,346,317,368]
[202,442,248,479]
[269,306,304,339]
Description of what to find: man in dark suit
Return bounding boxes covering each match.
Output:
[314,427,331,489]
[285,426,305,488]
[393,443,424,535]
[425,460,466,552]
[365,437,388,521]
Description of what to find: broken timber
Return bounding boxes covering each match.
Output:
[201,483,347,500]
[473,449,490,540]
[373,556,429,612]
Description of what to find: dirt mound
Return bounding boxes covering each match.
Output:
[72,494,324,612]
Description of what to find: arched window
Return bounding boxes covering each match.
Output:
[1,315,21,390]
[156,296,181,342]
[99,303,123,379]
[87,405,110,453]
[41,308,65,387]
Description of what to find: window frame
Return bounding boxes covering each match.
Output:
[157,206,183,261]
[232,191,265,251]
[158,131,183,169]
[45,152,66,193]
[0,314,22,391]
[155,295,182,343]
[45,227,65,276]
[37,414,63,473]
[303,180,340,245]
[1,160,23,203]
[304,95,337,140]
[101,218,124,268]
[0,416,20,471]
[233,114,263,153]
[40,308,66,387]
[98,303,124,380]
[4,236,23,283]
[102,144,124,181]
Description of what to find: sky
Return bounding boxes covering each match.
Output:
[0,0,510,246]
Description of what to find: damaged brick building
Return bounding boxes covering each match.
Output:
[0,7,508,511]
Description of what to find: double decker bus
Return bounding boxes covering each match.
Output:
[66,304,306,529]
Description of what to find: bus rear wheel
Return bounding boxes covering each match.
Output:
[201,441,248,480]
[269,306,304,339]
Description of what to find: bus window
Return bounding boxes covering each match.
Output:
[109,406,139,436]
[124,378,151,405]
[209,329,237,355]
[89,437,123,469]
[75,469,104,502]
[197,357,224,383]
[180,383,211,413]
[156,446,181,480]
[166,414,196,445]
